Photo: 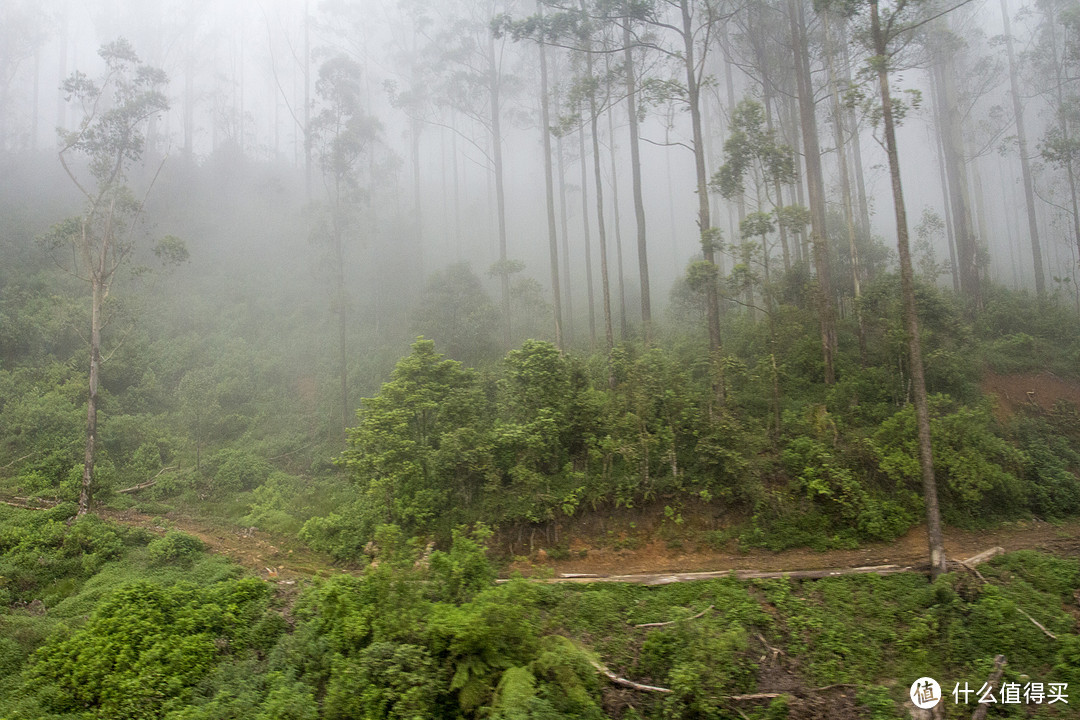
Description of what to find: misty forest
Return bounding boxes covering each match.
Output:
[3,0,1080,717]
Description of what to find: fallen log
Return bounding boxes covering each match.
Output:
[511,563,918,585]
[117,466,177,494]
[962,547,1005,567]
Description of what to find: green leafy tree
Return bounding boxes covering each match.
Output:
[338,339,488,534]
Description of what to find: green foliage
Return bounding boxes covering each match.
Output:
[204,449,273,494]
[871,398,1032,524]
[23,578,271,719]
[147,531,206,566]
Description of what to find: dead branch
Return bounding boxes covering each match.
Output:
[117,466,177,494]
[956,553,1057,640]
[756,632,786,662]
[971,655,1007,720]
[0,499,50,510]
[0,453,35,471]
[634,604,714,628]
[589,659,672,693]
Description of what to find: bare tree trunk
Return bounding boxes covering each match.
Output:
[412,117,424,278]
[607,93,628,340]
[872,0,947,579]
[788,0,836,384]
[1000,0,1044,296]
[785,97,808,263]
[537,2,564,349]
[557,130,575,342]
[680,0,722,356]
[489,33,511,347]
[79,277,102,516]
[1043,12,1080,264]
[622,18,651,342]
[584,39,615,353]
[934,41,981,310]
[824,11,866,363]
[933,121,961,293]
[452,113,462,259]
[579,120,597,346]
[839,23,872,238]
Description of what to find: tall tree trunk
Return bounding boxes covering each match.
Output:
[839,22,872,238]
[824,11,866,363]
[622,15,651,341]
[489,33,511,347]
[934,41,981,310]
[579,119,597,346]
[762,91,791,272]
[788,0,837,384]
[607,87,629,340]
[537,2,564,349]
[584,40,615,353]
[1000,0,1044,296]
[721,25,747,264]
[679,0,722,356]
[412,117,424,277]
[79,277,103,516]
[452,111,462,259]
[1044,15,1080,262]
[871,0,947,579]
[785,96,808,263]
[557,130,575,342]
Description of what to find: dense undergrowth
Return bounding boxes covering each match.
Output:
[1,507,1077,719]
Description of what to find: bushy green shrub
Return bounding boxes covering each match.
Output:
[147,530,206,565]
[204,448,274,493]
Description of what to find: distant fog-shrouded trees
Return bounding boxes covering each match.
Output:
[44,39,183,516]
[308,54,383,436]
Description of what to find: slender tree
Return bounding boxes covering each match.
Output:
[50,40,180,516]
[863,0,948,577]
[309,54,381,436]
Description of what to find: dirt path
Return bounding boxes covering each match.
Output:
[96,506,1080,585]
[526,519,1080,580]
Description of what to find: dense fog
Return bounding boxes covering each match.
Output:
[3,0,1079,338]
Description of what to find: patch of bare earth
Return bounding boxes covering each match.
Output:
[982,370,1080,423]
[517,518,1080,579]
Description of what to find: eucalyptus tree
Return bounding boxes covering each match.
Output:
[1029,0,1080,266]
[787,0,838,384]
[48,40,181,516]
[0,0,50,149]
[822,0,966,577]
[308,54,382,436]
[496,2,566,348]
[927,21,982,310]
[433,0,520,347]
